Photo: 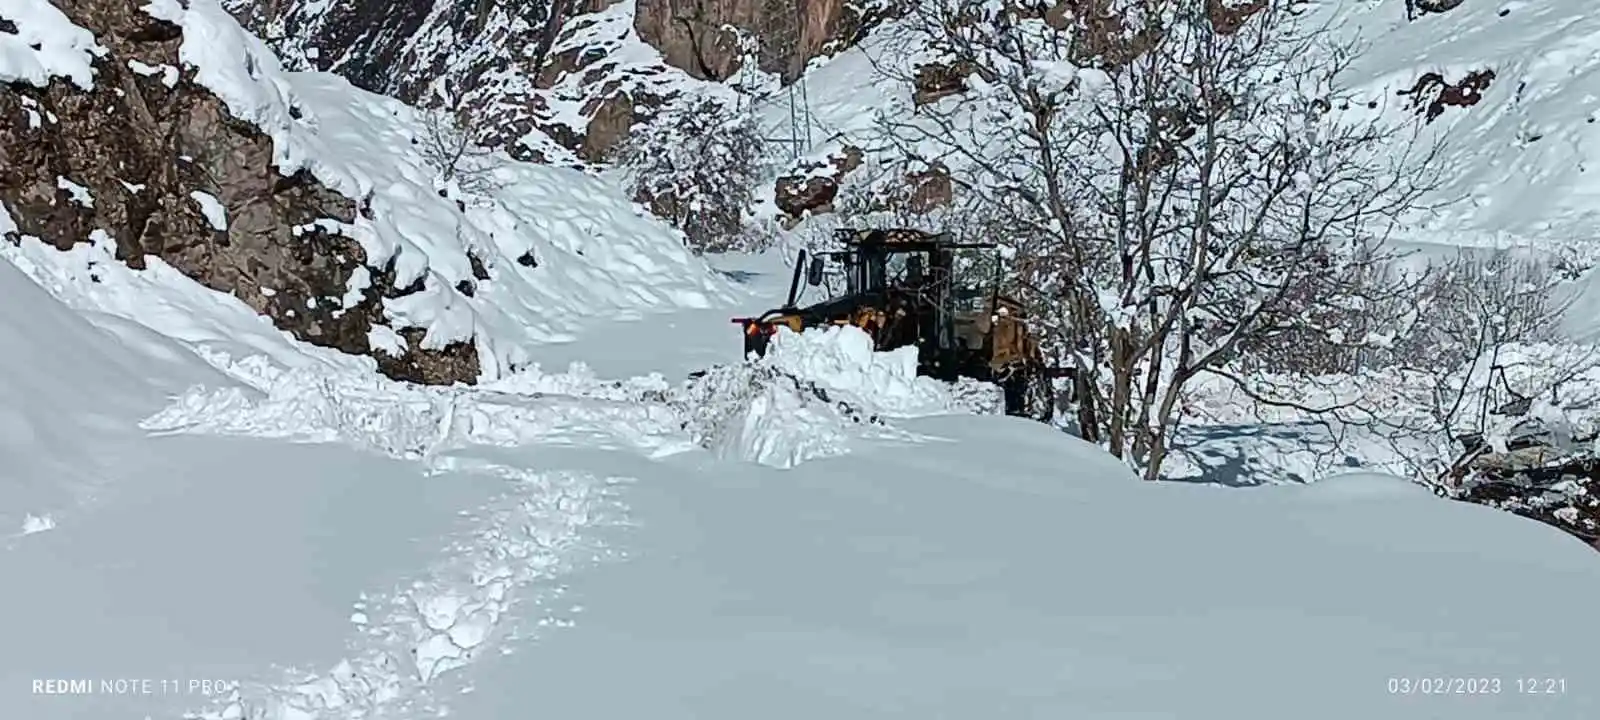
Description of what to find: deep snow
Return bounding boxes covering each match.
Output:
[0,246,636,720]
[6,1,1600,718]
[6,246,1600,719]
[451,424,1600,720]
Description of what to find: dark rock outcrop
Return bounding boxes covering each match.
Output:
[1,0,477,385]
[912,60,971,106]
[1407,0,1466,21]
[900,162,952,213]
[1397,69,1495,122]
[773,145,862,218]
[1453,453,1600,553]
[226,0,594,162]
[1444,420,1600,553]
[227,0,900,165]
[633,0,859,82]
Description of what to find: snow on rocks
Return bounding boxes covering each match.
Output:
[189,190,228,230]
[271,35,733,376]
[0,0,105,89]
[19,513,55,535]
[11,0,732,386]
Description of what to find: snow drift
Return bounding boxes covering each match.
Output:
[0,256,233,537]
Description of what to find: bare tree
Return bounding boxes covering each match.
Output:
[1382,251,1589,485]
[866,0,1444,479]
[615,96,767,253]
[417,87,504,197]
[1215,249,1594,488]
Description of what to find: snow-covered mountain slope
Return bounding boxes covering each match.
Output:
[769,1,1600,254]
[1334,0,1600,246]
[225,0,889,161]
[2,0,729,386]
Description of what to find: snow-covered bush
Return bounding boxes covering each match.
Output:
[415,87,504,197]
[616,97,766,253]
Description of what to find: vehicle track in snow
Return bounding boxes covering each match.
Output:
[141,330,989,718]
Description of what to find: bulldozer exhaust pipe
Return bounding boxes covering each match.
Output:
[783,249,807,308]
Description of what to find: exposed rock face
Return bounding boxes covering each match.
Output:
[216,0,910,205]
[227,0,898,166]
[0,0,477,385]
[578,87,640,162]
[633,0,857,82]
[224,0,560,104]
[900,162,952,213]
[912,60,971,106]
[773,145,862,218]
[1407,0,1466,21]
[1397,69,1495,122]
[226,0,615,165]
[773,149,949,220]
[1453,451,1600,554]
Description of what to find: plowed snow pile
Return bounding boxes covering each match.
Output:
[675,326,1001,468]
[143,324,1000,471]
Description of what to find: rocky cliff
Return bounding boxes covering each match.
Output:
[2,0,726,386]
[1,0,477,383]
[225,0,899,162]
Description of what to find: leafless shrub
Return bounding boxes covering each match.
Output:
[616,97,767,253]
[416,88,504,197]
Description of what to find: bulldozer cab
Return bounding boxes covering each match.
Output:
[831,228,953,297]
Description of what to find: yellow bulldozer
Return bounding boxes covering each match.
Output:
[730,228,1059,421]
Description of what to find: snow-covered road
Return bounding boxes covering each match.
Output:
[448,417,1600,720]
[4,250,1600,720]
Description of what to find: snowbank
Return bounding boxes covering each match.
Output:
[142,353,697,460]
[0,257,213,535]
[672,363,877,468]
[140,334,948,472]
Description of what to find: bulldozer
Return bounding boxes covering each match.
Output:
[730,228,1058,421]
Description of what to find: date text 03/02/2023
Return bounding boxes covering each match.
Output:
[1387,677,1568,695]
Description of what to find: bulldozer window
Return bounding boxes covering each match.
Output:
[952,287,988,314]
